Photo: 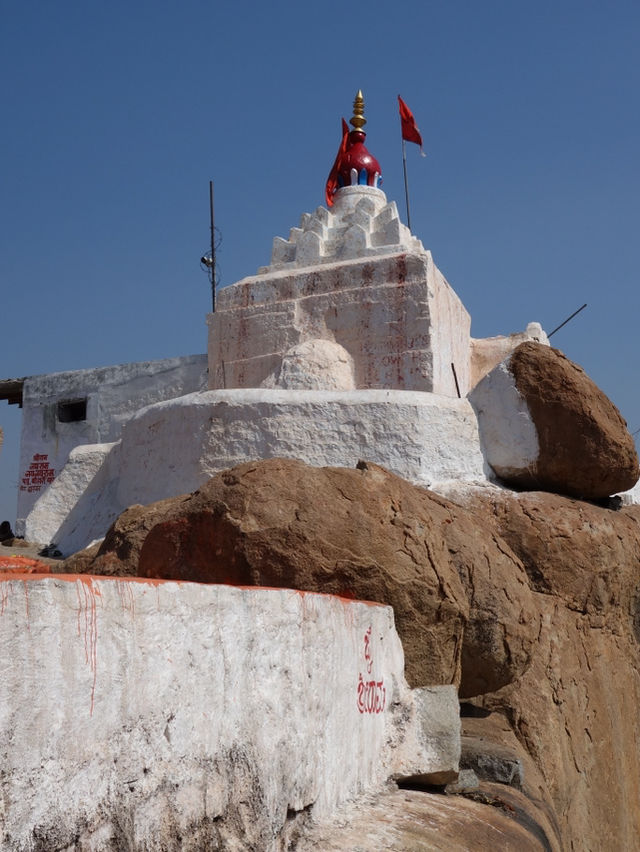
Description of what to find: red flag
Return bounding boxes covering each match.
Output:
[398,96,425,155]
[325,118,350,207]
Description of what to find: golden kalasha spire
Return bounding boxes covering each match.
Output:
[350,90,366,132]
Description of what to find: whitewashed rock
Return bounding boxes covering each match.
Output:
[0,576,459,850]
[469,361,539,480]
[261,339,356,390]
[618,480,640,506]
[470,343,639,498]
[25,442,116,546]
[25,388,489,554]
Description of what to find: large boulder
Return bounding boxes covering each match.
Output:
[132,458,537,694]
[62,494,187,577]
[470,342,639,498]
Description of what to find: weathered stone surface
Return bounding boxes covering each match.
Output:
[137,459,470,689]
[296,785,562,851]
[452,488,640,850]
[461,733,525,790]
[465,489,640,620]
[75,457,536,695]
[471,342,639,498]
[261,339,356,391]
[394,686,461,786]
[0,576,445,851]
[470,321,549,388]
[460,710,558,814]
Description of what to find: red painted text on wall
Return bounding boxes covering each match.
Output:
[357,626,386,714]
[20,453,55,493]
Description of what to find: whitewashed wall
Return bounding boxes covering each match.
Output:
[16,355,207,532]
[0,576,459,851]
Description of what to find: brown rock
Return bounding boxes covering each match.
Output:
[63,494,188,577]
[60,540,102,574]
[509,342,638,498]
[464,489,640,622]
[295,785,561,851]
[130,458,536,693]
[453,487,640,850]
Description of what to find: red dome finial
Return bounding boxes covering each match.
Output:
[326,91,382,206]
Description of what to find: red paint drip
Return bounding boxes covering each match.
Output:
[75,578,101,716]
[115,579,136,618]
[23,581,30,631]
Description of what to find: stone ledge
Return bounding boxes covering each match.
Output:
[0,576,459,851]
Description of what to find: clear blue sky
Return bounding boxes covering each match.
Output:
[2,1,639,524]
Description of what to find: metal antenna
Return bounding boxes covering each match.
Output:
[548,303,587,338]
[200,180,221,312]
[209,180,216,311]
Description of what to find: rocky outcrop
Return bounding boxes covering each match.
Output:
[57,460,640,850]
[296,783,561,851]
[453,487,640,850]
[139,460,539,697]
[70,458,537,696]
[470,342,639,498]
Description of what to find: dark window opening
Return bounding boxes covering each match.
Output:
[57,398,87,423]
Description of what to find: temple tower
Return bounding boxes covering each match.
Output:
[207,92,472,397]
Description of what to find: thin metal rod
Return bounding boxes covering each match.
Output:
[401,138,411,231]
[209,180,216,312]
[451,362,461,398]
[548,303,587,338]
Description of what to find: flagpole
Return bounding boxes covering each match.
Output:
[401,137,412,231]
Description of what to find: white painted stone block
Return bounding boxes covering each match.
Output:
[0,576,458,850]
[24,442,115,547]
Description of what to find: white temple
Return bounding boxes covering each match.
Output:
[17,93,549,554]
